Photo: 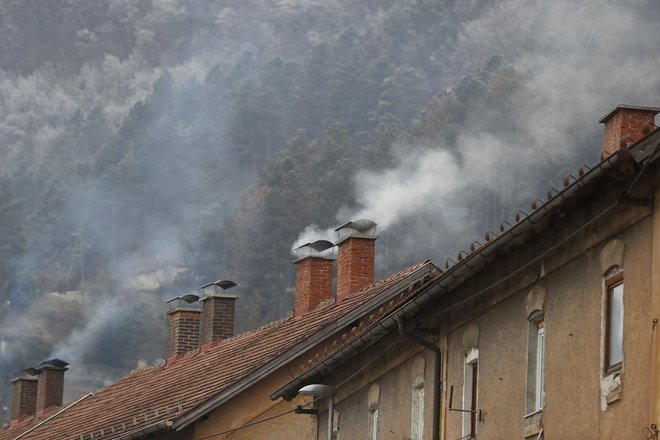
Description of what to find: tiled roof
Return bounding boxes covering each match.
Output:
[0,259,434,440]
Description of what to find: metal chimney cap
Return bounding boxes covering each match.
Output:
[199,279,237,290]
[25,359,69,375]
[166,293,201,304]
[295,239,334,253]
[335,219,377,233]
[335,219,379,243]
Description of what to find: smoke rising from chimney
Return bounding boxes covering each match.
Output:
[295,0,660,258]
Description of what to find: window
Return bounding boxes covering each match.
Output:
[369,408,379,440]
[462,348,479,438]
[367,384,380,440]
[526,317,545,414]
[605,273,624,374]
[410,375,424,440]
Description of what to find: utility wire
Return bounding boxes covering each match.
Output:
[195,336,405,439]
[195,397,321,440]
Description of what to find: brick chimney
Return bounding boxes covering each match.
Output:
[335,219,378,302]
[599,105,660,158]
[200,280,237,344]
[167,307,202,357]
[294,240,335,316]
[24,359,69,412]
[11,377,37,420]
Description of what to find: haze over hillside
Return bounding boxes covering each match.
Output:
[1,0,659,423]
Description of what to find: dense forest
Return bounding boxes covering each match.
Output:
[1,0,659,422]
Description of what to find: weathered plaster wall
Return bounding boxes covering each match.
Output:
[444,209,653,439]
[313,332,435,440]
[192,366,314,440]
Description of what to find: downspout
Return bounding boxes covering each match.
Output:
[397,317,441,440]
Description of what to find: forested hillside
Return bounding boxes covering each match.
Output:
[1,0,659,423]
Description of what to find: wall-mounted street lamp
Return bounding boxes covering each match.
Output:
[299,384,336,440]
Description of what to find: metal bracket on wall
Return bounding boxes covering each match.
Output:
[294,406,319,415]
[448,385,484,421]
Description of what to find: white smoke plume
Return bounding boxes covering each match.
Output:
[297,0,660,256]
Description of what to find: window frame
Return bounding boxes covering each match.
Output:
[410,375,424,440]
[369,408,379,440]
[604,272,624,375]
[462,348,479,438]
[525,313,545,416]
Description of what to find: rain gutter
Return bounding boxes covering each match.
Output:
[111,420,173,440]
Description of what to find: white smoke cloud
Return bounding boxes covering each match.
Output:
[297,0,660,253]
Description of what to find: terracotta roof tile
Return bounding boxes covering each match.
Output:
[0,259,431,440]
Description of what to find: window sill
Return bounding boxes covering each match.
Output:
[524,409,543,419]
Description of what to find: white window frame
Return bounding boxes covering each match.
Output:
[410,375,424,440]
[369,408,379,440]
[526,317,545,415]
[462,347,479,438]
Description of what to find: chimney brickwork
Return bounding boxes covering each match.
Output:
[167,307,202,357]
[11,377,37,420]
[36,367,66,412]
[294,256,334,316]
[201,294,236,344]
[599,105,660,158]
[336,236,376,302]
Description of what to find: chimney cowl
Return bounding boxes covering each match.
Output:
[24,359,69,376]
[200,279,237,297]
[293,240,335,262]
[335,219,379,244]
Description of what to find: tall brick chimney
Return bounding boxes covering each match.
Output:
[11,377,37,421]
[335,219,378,302]
[294,240,335,316]
[200,280,237,344]
[599,104,660,158]
[167,306,202,357]
[24,359,68,413]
